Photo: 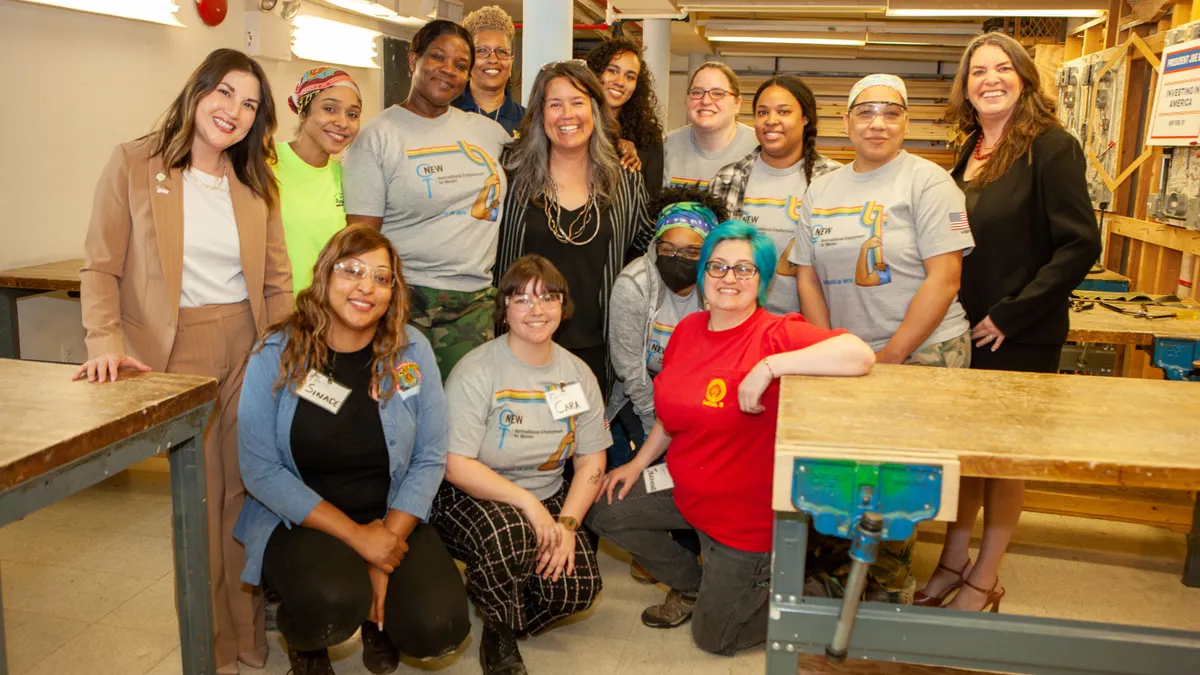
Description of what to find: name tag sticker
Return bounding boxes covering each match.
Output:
[642,464,675,494]
[545,382,589,421]
[299,370,351,414]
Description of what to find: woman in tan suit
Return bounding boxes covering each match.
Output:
[75,48,293,674]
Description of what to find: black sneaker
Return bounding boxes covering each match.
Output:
[286,646,335,675]
[480,622,528,675]
[361,622,400,674]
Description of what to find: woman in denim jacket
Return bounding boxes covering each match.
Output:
[235,226,468,675]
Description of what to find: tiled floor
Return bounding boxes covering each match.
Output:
[3,465,1199,674]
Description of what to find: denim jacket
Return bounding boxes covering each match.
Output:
[234,326,447,585]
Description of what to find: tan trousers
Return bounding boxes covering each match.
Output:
[166,301,266,674]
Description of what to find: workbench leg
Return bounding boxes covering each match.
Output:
[768,511,810,675]
[1,563,8,675]
[1184,496,1200,588]
[170,434,215,675]
[0,290,22,360]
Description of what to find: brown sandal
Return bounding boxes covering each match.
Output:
[913,559,969,607]
[961,577,1005,613]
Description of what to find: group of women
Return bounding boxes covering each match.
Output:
[72,2,1100,671]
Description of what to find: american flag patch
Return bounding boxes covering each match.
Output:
[949,212,971,232]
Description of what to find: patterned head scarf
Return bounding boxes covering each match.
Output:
[289,66,361,114]
[655,202,719,239]
[847,74,908,109]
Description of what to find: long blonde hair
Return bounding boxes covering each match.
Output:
[946,31,1062,185]
[148,48,279,209]
[262,227,410,399]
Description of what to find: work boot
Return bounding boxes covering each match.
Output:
[641,589,699,628]
[361,621,400,674]
[480,621,527,674]
[286,646,335,675]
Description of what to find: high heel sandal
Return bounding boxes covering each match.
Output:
[913,560,969,607]
[961,577,1005,613]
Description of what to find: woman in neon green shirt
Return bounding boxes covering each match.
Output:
[274,67,363,292]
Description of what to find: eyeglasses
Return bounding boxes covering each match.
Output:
[704,261,758,281]
[476,46,514,61]
[849,101,908,125]
[333,259,396,287]
[505,292,565,310]
[656,241,703,261]
[687,87,733,101]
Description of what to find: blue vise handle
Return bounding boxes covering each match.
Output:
[790,459,945,663]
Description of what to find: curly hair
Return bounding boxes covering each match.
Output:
[260,226,411,400]
[946,31,1062,186]
[462,5,515,42]
[585,38,664,149]
[504,61,624,208]
[649,185,730,225]
[752,75,821,186]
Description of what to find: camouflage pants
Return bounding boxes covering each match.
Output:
[904,331,972,369]
[408,285,496,381]
[804,333,971,604]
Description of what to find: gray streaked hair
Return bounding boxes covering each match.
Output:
[503,61,623,208]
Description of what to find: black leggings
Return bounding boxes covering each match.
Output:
[262,522,469,656]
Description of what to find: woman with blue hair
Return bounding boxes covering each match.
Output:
[586,221,874,656]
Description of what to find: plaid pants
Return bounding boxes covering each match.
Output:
[430,482,602,636]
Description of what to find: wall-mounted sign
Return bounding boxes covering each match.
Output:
[1147,37,1200,146]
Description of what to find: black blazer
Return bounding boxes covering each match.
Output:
[951,127,1102,345]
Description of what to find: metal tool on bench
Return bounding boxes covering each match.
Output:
[1097,300,1175,319]
[787,458,950,663]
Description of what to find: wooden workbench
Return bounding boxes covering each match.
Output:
[768,365,1200,675]
[0,360,217,675]
[1067,302,1200,346]
[0,258,82,359]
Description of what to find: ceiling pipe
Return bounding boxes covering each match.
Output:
[514,23,610,29]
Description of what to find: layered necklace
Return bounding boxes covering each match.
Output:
[191,157,228,191]
[543,178,601,246]
[973,134,997,161]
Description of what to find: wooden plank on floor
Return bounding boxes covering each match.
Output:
[798,655,1009,674]
[1023,481,1195,533]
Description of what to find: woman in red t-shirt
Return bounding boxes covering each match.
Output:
[585,221,873,655]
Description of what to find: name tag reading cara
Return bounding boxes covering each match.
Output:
[545,382,589,421]
[299,370,351,414]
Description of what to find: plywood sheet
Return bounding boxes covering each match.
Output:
[1068,304,1200,345]
[0,360,216,490]
[776,365,1200,490]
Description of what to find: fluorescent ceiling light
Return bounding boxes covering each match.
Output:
[322,0,427,27]
[710,36,867,45]
[292,14,381,69]
[14,0,184,26]
[886,8,1104,17]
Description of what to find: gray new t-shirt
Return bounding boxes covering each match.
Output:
[739,156,838,315]
[663,123,757,190]
[341,106,510,292]
[646,287,700,376]
[445,337,612,500]
[790,151,974,351]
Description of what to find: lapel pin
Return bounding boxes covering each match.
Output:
[156,185,170,195]
[155,172,167,182]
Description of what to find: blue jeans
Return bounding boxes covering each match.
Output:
[606,403,646,470]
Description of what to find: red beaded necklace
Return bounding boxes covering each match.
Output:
[973,134,996,161]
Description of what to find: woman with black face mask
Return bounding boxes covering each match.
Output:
[605,188,727,471]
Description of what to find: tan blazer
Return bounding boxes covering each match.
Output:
[81,137,293,372]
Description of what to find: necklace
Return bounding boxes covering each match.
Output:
[543,179,601,246]
[190,158,228,191]
[973,134,996,161]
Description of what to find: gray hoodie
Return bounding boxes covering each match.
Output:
[606,243,703,432]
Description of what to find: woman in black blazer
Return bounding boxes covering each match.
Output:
[915,32,1102,612]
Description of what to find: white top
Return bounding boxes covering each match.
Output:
[179,168,249,309]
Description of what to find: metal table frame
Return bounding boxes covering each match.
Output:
[0,402,216,675]
[0,288,38,360]
[767,510,1200,675]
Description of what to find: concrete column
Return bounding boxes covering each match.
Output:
[641,18,671,126]
[521,0,573,103]
[687,52,708,75]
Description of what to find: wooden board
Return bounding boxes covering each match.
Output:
[818,147,957,170]
[1067,303,1200,345]
[739,76,954,101]
[1023,481,1194,533]
[1084,268,1131,285]
[797,655,1006,674]
[776,365,1200,490]
[0,360,217,491]
[0,258,83,293]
